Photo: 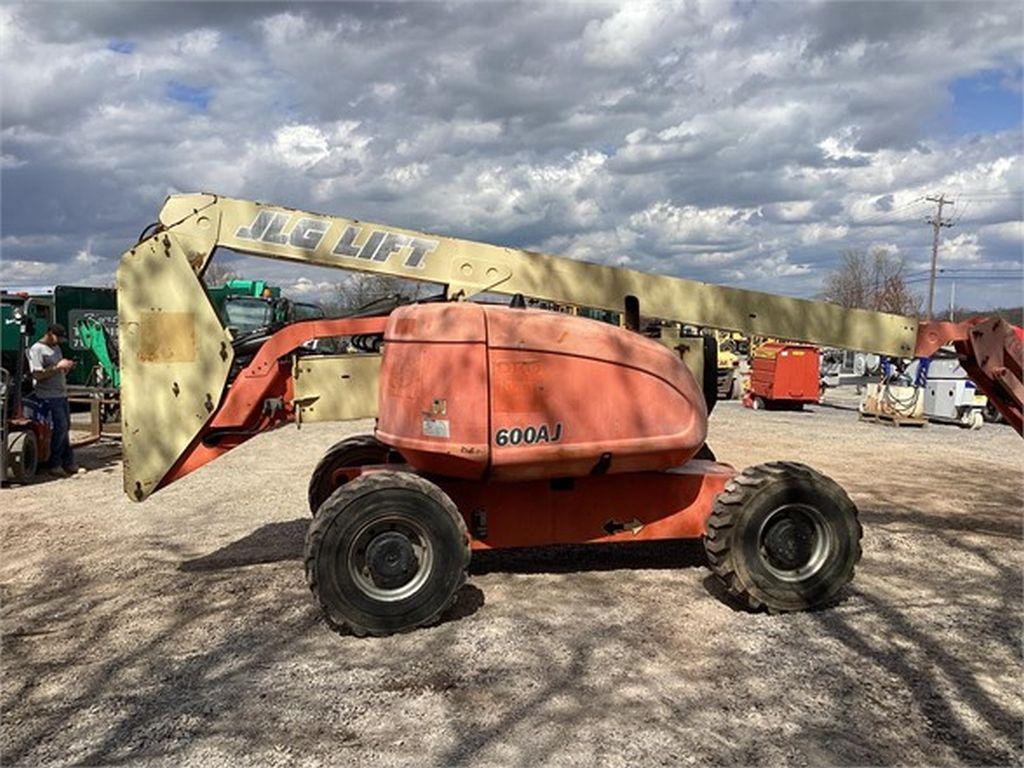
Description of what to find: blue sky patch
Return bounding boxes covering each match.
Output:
[948,67,1023,135]
[107,40,135,54]
[165,81,212,110]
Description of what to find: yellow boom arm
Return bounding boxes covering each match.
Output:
[152,193,920,354]
[115,192,935,499]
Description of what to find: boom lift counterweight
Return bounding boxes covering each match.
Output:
[117,193,1023,636]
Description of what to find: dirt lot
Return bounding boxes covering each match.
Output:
[2,395,1021,766]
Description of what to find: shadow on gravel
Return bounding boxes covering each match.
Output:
[470,539,706,575]
[22,439,123,486]
[816,400,862,413]
[4,449,1020,765]
[71,437,122,465]
[180,519,308,571]
[850,456,1024,539]
[807,521,1022,766]
[318,583,485,640]
[444,584,485,623]
[1,555,316,765]
[861,504,1022,539]
[179,521,709,576]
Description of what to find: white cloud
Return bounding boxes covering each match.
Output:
[727,249,812,282]
[287,277,337,297]
[979,221,1024,245]
[581,3,677,67]
[74,245,101,265]
[176,29,220,57]
[941,232,983,263]
[795,222,850,246]
[628,202,760,254]
[273,124,331,169]
[372,82,398,101]
[1,259,59,281]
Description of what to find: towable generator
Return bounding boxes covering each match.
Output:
[117,194,1023,636]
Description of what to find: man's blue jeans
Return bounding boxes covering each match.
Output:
[40,396,73,470]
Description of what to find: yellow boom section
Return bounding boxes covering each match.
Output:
[159,193,919,356]
[118,192,920,499]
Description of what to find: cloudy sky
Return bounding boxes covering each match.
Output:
[2,1,1022,310]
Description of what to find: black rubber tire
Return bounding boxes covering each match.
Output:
[704,462,862,612]
[305,471,470,637]
[983,401,1005,424]
[307,434,402,514]
[6,429,38,484]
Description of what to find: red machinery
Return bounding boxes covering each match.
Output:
[147,302,1023,637]
[377,303,707,480]
[150,299,1023,636]
[745,342,821,410]
[164,303,863,635]
[2,295,53,484]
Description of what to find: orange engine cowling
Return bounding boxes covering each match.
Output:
[375,303,708,481]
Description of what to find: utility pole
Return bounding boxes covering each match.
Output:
[925,193,954,319]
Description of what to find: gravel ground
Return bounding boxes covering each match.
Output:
[2,393,1021,766]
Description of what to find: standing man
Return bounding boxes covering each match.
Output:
[28,323,77,476]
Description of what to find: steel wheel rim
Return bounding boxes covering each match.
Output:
[756,503,832,582]
[347,513,434,602]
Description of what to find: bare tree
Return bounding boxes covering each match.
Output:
[326,274,434,314]
[822,248,921,316]
[202,260,240,287]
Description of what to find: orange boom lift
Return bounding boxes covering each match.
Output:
[118,194,1023,636]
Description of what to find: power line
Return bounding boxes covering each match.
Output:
[905,274,1020,285]
[952,191,1023,199]
[924,193,954,319]
[905,266,1021,278]
[855,196,928,226]
[906,268,1023,285]
[950,199,971,227]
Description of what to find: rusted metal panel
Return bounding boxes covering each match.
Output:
[138,312,196,362]
[956,318,1023,434]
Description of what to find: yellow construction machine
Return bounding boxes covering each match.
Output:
[714,331,750,400]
